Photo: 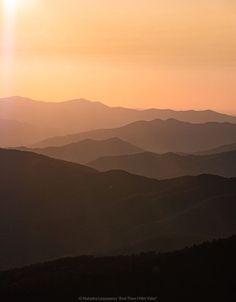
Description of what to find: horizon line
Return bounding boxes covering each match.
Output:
[0,95,236,116]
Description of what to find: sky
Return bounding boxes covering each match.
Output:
[0,0,236,113]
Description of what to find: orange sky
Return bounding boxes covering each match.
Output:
[0,0,236,113]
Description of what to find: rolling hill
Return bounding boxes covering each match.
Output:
[198,142,236,155]
[0,149,236,269]
[89,150,236,179]
[21,138,143,164]
[1,96,236,147]
[0,119,54,147]
[1,236,235,301]
[36,119,236,153]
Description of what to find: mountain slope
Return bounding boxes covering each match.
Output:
[198,142,236,155]
[89,150,236,179]
[22,138,143,164]
[0,119,54,147]
[1,236,235,301]
[0,149,236,269]
[1,96,236,146]
[36,119,236,153]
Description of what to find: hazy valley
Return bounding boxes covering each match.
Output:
[1,97,236,300]
[0,148,236,270]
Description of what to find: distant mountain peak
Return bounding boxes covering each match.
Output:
[89,150,236,179]
[1,97,236,148]
[25,137,143,164]
[62,98,109,108]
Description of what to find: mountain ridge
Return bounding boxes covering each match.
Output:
[0,149,236,269]
[0,235,235,301]
[20,138,143,164]
[35,118,236,153]
[198,142,236,155]
[88,150,236,179]
[1,96,236,147]
[0,119,55,147]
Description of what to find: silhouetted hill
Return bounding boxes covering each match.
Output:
[0,148,96,174]
[0,119,54,147]
[1,96,236,146]
[21,138,143,164]
[36,119,236,153]
[198,142,236,155]
[0,236,235,301]
[89,150,236,179]
[0,149,236,269]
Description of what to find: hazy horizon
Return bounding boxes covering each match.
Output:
[0,0,236,114]
[0,95,236,116]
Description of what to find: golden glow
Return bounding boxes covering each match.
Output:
[4,0,16,11]
[1,0,17,94]
[0,0,236,113]
[4,0,32,12]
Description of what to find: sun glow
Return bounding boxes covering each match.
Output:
[4,0,17,12]
[0,1,236,112]
[1,0,40,95]
[1,0,18,95]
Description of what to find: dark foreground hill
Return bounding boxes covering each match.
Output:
[0,236,235,302]
[0,149,236,269]
[22,138,143,164]
[36,119,236,153]
[89,150,236,179]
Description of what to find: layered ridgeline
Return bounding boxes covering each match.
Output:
[1,96,236,147]
[89,150,236,179]
[24,139,236,179]
[0,149,236,269]
[198,142,236,155]
[20,138,143,164]
[1,236,235,301]
[36,119,236,154]
[0,119,55,147]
